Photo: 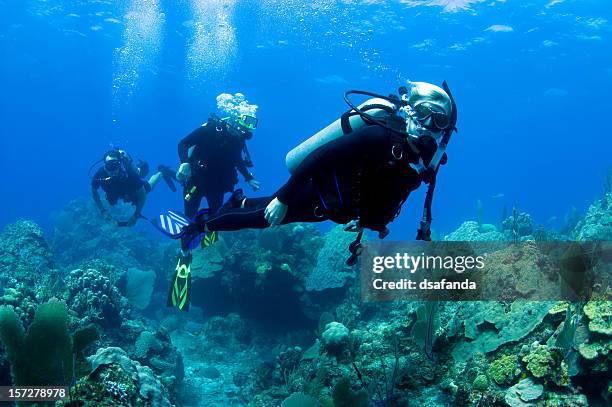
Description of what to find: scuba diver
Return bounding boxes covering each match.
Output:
[168,93,261,310]
[91,149,177,226]
[162,82,457,311]
[175,112,260,215]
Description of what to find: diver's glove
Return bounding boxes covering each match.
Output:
[176,163,191,183]
[264,197,288,226]
[247,179,261,191]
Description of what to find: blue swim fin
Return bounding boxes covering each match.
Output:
[156,210,190,238]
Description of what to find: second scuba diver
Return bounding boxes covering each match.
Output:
[163,81,458,311]
[169,93,261,310]
[91,149,177,226]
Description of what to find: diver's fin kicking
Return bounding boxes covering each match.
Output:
[168,252,192,311]
[156,210,190,238]
[154,208,214,250]
[187,210,217,249]
[158,165,177,192]
[196,230,218,248]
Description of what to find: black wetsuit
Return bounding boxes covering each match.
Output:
[91,164,151,205]
[202,124,437,234]
[178,118,254,251]
[178,118,254,216]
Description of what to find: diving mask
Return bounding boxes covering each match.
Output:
[236,114,258,131]
[411,102,450,131]
[104,158,121,173]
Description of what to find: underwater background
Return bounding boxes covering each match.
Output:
[0,0,611,406]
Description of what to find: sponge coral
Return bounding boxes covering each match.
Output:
[321,322,350,355]
[488,354,518,385]
[522,344,552,379]
[583,301,612,336]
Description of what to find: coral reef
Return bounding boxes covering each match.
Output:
[0,220,63,325]
[65,267,130,328]
[63,346,173,406]
[505,378,543,407]
[0,216,183,405]
[281,392,319,407]
[452,301,553,362]
[0,220,54,279]
[321,321,350,355]
[1,188,611,406]
[522,342,553,378]
[502,210,534,238]
[488,354,519,385]
[50,198,172,271]
[0,299,72,386]
[306,225,360,291]
[444,220,505,241]
[572,192,612,240]
[122,267,156,310]
[583,300,612,335]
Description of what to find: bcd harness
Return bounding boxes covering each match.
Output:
[192,116,255,174]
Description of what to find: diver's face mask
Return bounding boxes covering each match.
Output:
[104,157,122,176]
[404,102,449,142]
[237,114,258,131]
[227,114,257,140]
[412,102,450,131]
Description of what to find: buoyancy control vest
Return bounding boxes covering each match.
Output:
[199,114,254,168]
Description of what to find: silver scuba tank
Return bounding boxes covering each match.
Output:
[285,98,397,174]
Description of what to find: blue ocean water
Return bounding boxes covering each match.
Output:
[0,0,610,238]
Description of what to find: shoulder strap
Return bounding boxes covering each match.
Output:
[362,103,396,114]
[340,111,359,134]
[340,103,397,135]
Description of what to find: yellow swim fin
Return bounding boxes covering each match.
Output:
[167,252,192,311]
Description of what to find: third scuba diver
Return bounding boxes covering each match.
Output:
[91,149,177,226]
[163,82,457,310]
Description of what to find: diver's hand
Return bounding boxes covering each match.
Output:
[176,163,191,183]
[248,179,261,191]
[264,198,288,226]
[100,209,113,221]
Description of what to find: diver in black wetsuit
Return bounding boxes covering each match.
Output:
[168,109,261,311]
[175,113,260,217]
[186,81,457,251]
[174,113,260,254]
[91,149,176,226]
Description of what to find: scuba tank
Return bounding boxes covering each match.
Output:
[285,97,399,174]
